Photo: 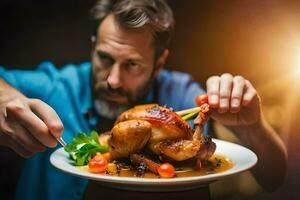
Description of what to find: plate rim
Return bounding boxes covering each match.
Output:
[50,138,257,185]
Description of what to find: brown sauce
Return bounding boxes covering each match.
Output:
[77,154,234,178]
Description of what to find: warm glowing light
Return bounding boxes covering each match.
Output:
[291,48,300,78]
[296,65,300,77]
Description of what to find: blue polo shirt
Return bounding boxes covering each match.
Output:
[0,62,206,200]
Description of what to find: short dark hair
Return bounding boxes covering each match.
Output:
[90,0,175,59]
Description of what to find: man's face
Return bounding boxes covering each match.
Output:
[91,15,158,114]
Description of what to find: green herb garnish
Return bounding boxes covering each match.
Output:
[64,130,109,166]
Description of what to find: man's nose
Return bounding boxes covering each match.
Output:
[107,63,122,89]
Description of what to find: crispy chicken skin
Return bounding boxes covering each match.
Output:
[104,103,216,163]
[108,120,152,159]
[115,104,193,143]
[150,104,215,161]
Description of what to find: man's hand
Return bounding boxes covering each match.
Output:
[206,73,261,126]
[0,80,63,158]
[206,73,287,191]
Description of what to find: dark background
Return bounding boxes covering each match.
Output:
[1,0,300,199]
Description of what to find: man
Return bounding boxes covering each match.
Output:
[0,0,286,199]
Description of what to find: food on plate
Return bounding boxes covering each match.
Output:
[88,152,108,173]
[65,95,233,178]
[195,94,209,106]
[107,103,215,163]
[64,131,109,166]
[157,163,176,178]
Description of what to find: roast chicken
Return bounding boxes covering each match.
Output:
[99,103,216,170]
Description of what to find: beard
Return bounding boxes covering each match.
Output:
[91,70,155,119]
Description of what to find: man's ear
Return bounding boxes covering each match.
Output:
[153,49,169,77]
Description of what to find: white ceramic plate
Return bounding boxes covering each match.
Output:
[50,139,257,192]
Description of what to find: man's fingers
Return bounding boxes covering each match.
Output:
[29,99,64,138]
[230,76,245,113]
[6,99,57,147]
[11,140,35,158]
[206,76,220,108]
[0,133,35,158]
[6,120,46,153]
[218,73,233,113]
[243,80,257,106]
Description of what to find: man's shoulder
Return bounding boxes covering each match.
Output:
[36,61,91,93]
[0,61,89,101]
[155,69,205,110]
[156,69,202,93]
[157,69,194,85]
[36,61,92,132]
[29,61,91,107]
[36,61,91,82]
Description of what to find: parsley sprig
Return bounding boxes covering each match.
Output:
[64,131,109,166]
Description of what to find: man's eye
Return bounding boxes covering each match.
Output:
[126,61,139,69]
[99,54,108,60]
[97,53,114,67]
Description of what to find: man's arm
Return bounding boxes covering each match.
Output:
[0,78,64,157]
[206,73,287,192]
[229,115,287,191]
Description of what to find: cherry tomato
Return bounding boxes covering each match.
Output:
[158,163,175,178]
[195,94,208,106]
[88,153,108,173]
